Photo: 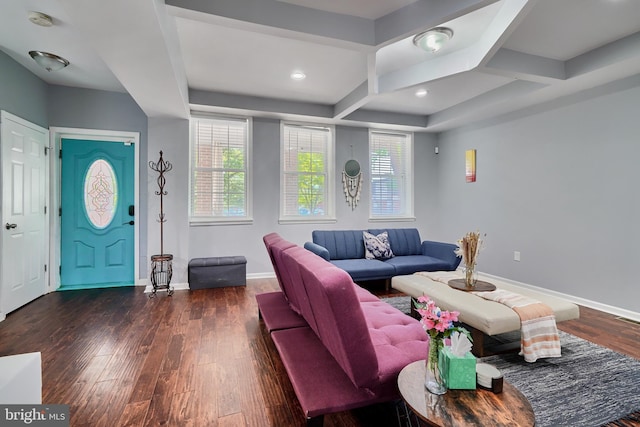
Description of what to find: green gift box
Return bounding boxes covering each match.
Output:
[438,346,477,389]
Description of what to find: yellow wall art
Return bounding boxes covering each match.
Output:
[465,149,476,183]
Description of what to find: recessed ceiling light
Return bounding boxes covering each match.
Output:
[28,11,53,27]
[413,27,454,53]
[290,71,306,81]
[415,88,428,98]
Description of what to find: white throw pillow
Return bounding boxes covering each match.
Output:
[363,231,394,260]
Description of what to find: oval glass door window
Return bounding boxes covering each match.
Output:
[84,159,118,229]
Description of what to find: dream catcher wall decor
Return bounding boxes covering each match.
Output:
[342,157,363,210]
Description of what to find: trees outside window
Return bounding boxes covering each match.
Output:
[190,115,252,223]
[280,123,335,222]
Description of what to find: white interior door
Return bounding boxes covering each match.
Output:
[1,111,49,316]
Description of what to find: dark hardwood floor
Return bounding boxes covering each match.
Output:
[0,278,638,427]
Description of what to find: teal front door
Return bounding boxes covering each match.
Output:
[60,138,135,289]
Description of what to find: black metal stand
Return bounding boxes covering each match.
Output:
[149,151,173,297]
[150,254,173,296]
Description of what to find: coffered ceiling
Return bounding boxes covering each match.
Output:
[1,0,639,132]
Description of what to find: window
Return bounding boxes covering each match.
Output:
[369,130,413,220]
[280,122,335,223]
[189,115,252,224]
[84,159,117,229]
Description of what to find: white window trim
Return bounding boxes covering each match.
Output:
[279,121,336,224]
[368,129,415,222]
[189,113,253,226]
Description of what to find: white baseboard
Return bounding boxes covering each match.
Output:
[479,271,640,323]
[143,282,189,293]
[247,272,276,280]
[156,269,637,323]
[247,270,640,322]
[139,272,276,293]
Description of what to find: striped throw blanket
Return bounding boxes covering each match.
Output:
[416,271,561,362]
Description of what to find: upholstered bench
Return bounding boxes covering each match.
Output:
[392,273,580,357]
[188,256,247,289]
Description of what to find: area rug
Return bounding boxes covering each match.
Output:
[381,296,640,426]
[482,331,640,426]
[382,295,412,315]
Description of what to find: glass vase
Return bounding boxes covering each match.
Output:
[464,264,477,287]
[425,337,446,395]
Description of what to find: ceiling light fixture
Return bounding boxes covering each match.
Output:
[413,27,453,53]
[28,11,53,27]
[29,51,70,72]
[290,71,306,80]
[415,88,428,98]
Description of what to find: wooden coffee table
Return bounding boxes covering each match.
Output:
[397,360,535,427]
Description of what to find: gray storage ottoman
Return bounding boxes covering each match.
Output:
[188,256,247,289]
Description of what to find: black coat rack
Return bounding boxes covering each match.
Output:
[149,151,174,296]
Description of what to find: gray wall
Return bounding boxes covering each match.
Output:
[186,118,440,276]
[435,75,640,313]
[147,117,190,283]
[4,48,638,314]
[0,51,48,127]
[48,85,149,278]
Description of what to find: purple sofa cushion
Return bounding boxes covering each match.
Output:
[359,300,429,394]
[271,327,385,418]
[354,285,379,303]
[263,233,295,292]
[266,237,304,314]
[287,249,379,389]
[255,291,307,332]
[272,245,320,334]
[280,245,346,336]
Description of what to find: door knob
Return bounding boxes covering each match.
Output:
[123,220,134,225]
[5,223,17,230]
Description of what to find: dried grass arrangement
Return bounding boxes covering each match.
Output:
[454,231,485,286]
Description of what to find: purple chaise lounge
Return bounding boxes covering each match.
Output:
[257,233,429,426]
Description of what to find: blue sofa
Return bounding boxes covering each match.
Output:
[304,228,461,284]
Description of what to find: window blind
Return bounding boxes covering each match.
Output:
[190,117,248,218]
[369,131,411,217]
[282,124,330,217]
